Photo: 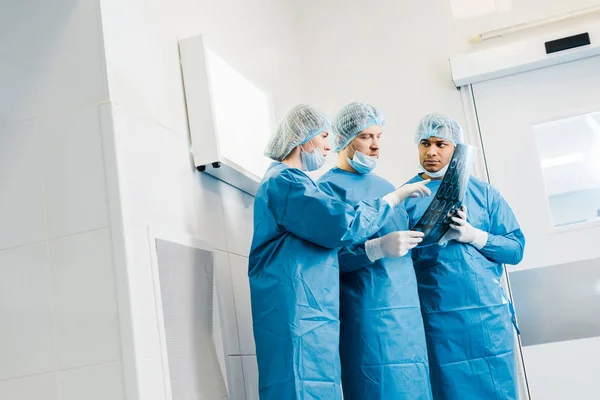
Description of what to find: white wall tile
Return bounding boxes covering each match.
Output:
[151,35,190,138]
[241,356,259,400]
[105,0,199,136]
[0,0,54,55]
[0,120,46,250]
[228,254,255,355]
[0,0,59,122]
[0,373,57,400]
[0,243,55,379]
[214,251,241,356]
[59,362,125,400]
[101,0,161,124]
[0,59,41,122]
[226,356,247,400]
[39,0,108,116]
[0,0,107,121]
[108,103,228,248]
[220,183,254,256]
[196,176,229,251]
[39,106,109,239]
[50,229,120,369]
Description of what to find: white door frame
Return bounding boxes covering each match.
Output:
[459,85,532,400]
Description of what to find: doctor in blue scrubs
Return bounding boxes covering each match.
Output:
[403,113,526,400]
[249,104,431,400]
[317,102,433,400]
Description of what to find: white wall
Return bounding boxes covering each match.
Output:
[5,1,599,399]
[294,0,600,186]
[0,1,125,400]
[98,0,303,399]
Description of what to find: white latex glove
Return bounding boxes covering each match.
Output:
[439,205,488,249]
[383,180,432,208]
[365,231,425,262]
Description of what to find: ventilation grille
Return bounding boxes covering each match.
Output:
[155,238,228,400]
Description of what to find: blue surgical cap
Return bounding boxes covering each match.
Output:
[415,113,464,146]
[332,102,385,152]
[264,104,331,161]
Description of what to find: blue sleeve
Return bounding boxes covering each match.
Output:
[271,169,395,249]
[318,179,376,273]
[478,187,525,265]
[338,244,373,273]
[337,206,410,272]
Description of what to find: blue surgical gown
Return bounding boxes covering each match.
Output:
[317,168,432,400]
[404,174,525,400]
[249,162,396,400]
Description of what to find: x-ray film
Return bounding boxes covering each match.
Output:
[411,144,476,247]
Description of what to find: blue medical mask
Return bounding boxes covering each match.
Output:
[347,145,377,174]
[420,163,448,178]
[301,140,326,171]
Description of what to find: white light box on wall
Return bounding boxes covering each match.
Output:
[179,35,275,196]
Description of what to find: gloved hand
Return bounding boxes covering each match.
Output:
[383,180,431,207]
[439,205,488,249]
[365,231,425,261]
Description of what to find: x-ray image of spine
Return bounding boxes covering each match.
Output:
[411,144,476,247]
